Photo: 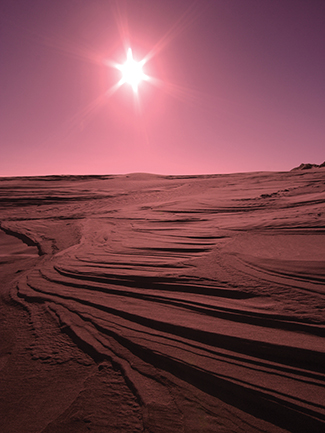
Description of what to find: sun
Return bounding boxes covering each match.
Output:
[116,48,147,93]
[103,2,199,101]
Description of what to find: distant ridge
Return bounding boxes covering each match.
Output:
[291,161,325,170]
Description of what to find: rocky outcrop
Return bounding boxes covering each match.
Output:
[292,162,325,170]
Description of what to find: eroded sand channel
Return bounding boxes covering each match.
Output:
[0,229,39,261]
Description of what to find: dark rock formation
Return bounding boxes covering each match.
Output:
[291,162,325,170]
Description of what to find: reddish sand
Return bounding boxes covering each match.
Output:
[0,169,324,432]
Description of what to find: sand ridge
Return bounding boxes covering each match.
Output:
[0,169,325,432]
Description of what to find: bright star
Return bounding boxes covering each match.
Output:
[116,48,148,93]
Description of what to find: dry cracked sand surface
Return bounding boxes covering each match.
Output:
[0,168,324,432]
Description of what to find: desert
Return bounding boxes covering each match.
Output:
[0,166,324,432]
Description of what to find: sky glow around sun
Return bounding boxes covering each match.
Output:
[102,2,205,105]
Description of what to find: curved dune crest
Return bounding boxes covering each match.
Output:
[1,170,325,432]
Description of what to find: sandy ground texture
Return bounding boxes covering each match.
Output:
[0,168,324,432]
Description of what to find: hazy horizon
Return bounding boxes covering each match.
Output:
[1,164,325,180]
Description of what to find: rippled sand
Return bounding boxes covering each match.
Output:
[0,169,324,432]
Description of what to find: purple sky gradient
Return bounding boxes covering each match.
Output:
[1,0,324,176]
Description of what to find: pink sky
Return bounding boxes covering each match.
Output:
[1,0,324,176]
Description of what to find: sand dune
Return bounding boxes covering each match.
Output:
[0,169,325,432]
